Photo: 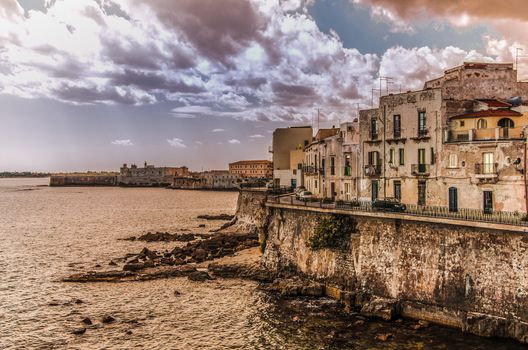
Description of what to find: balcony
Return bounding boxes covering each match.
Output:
[445,127,526,143]
[411,164,430,176]
[302,165,318,175]
[475,163,498,181]
[411,128,430,141]
[364,164,381,177]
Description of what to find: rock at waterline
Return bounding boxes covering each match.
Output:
[375,333,393,342]
[102,315,116,324]
[188,271,212,282]
[81,317,92,325]
[71,327,86,335]
[197,214,234,221]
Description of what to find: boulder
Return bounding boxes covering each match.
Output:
[139,247,158,260]
[81,317,92,325]
[72,328,86,335]
[192,248,208,262]
[102,315,115,324]
[188,271,212,282]
[360,297,400,321]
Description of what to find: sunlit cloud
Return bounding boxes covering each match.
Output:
[228,139,241,144]
[166,138,187,148]
[111,139,133,146]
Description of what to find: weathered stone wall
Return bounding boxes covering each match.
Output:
[234,189,269,235]
[261,204,528,343]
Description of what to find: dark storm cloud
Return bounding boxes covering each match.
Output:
[142,0,266,67]
[271,82,316,107]
[53,84,150,105]
[359,0,528,22]
[101,37,165,70]
[109,69,204,94]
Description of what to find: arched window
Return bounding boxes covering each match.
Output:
[498,118,514,128]
[477,119,487,129]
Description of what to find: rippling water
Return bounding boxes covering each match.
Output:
[1,178,525,349]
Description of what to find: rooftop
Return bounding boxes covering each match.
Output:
[450,109,523,120]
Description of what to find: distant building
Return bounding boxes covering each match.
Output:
[229,160,272,179]
[271,126,312,187]
[118,162,189,186]
[199,170,241,189]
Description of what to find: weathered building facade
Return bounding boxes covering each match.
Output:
[354,62,528,214]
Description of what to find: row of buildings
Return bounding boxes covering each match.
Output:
[271,62,528,214]
[118,160,272,189]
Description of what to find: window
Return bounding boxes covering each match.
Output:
[393,115,401,138]
[389,148,395,164]
[315,180,318,188]
[430,147,435,165]
[399,148,405,166]
[370,118,378,139]
[418,148,426,165]
[368,151,380,165]
[393,180,401,200]
[344,155,351,176]
[483,152,494,174]
[330,157,335,175]
[460,121,465,127]
[477,119,487,129]
[418,111,426,136]
[448,154,458,168]
[418,180,426,206]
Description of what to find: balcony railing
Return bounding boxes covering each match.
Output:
[411,164,430,175]
[364,164,381,177]
[475,163,498,175]
[446,127,527,143]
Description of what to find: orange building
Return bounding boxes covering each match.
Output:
[229,160,272,179]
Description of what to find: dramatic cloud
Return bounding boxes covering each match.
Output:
[0,0,378,121]
[228,139,241,144]
[112,139,133,146]
[2,0,527,122]
[166,138,187,148]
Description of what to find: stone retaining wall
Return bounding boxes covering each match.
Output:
[242,191,528,343]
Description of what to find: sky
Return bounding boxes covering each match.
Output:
[1,0,528,172]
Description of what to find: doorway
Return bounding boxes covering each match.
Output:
[483,191,493,214]
[448,187,458,212]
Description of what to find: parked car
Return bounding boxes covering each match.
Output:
[296,191,313,201]
[294,186,306,195]
[372,198,406,212]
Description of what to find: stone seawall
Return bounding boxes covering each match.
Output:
[49,175,117,186]
[233,191,528,343]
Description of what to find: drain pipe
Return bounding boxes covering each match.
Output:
[523,133,528,219]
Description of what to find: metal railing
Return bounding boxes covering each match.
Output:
[411,164,430,175]
[364,164,381,177]
[267,196,528,227]
[475,163,498,175]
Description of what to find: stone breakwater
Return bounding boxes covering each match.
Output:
[258,198,528,344]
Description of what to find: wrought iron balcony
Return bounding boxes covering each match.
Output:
[411,164,430,176]
[475,163,498,177]
[364,164,381,177]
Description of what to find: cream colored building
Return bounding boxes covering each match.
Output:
[303,123,361,200]
[271,126,312,187]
